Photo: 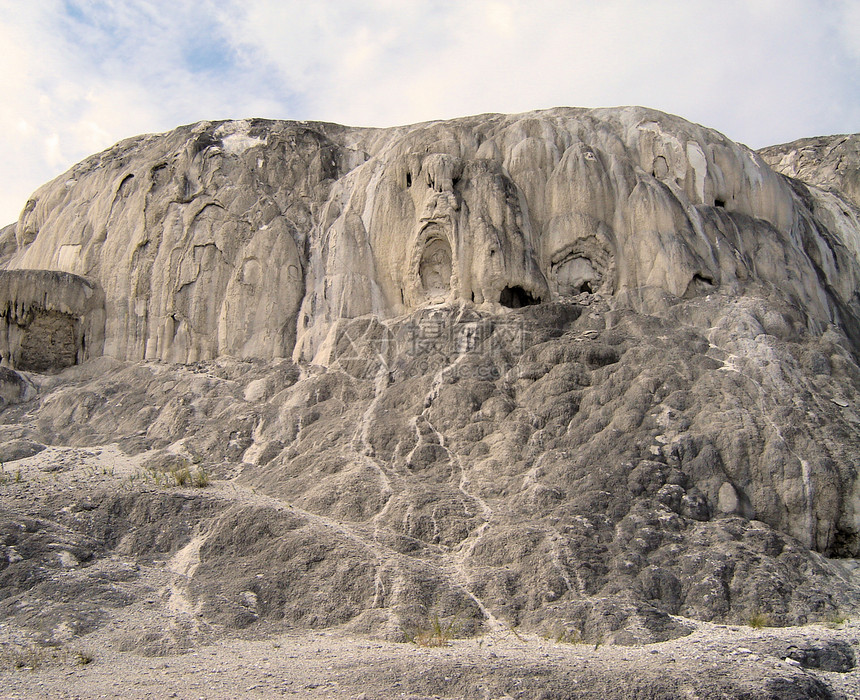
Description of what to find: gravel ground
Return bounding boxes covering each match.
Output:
[1,622,860,699]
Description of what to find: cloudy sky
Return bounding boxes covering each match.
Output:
[0,0,858,224]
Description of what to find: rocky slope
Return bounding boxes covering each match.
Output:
[761,133,860,210]
[1,108,860,695]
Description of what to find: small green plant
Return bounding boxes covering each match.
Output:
[172,465,191,486]
[748,612,771,629]
[140,459,210,489]
[190,466,210,488]
[73,650,94,665]
[14,469,23,483]
[825,613,849,628]
[407,614,459,647]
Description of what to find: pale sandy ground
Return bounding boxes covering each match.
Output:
[2,623,860,699]
[2,445,859,699]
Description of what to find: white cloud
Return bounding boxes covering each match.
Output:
[0,0,858,225]
[219,0,860,144]
[0,0,286,223]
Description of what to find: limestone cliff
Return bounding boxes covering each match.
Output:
[760,133,860,210]
[4,109,860,367]
[2,109,860,648]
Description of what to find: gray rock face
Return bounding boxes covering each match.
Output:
[0,366,35,407]
[2,109,860,654]
[5,109,860,364]
[760,133,860,209]
[0,270,105,372]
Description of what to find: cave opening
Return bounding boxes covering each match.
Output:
[499,286,541,309]
[16,310,79,373]
[683,272,717,299]
[419,238,452,299]
[714,198,726,208]
[552,255,602,297]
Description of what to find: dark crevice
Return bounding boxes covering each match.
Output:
[579,281,593,294]
[683,273,717,299]
[16,310,79,373]
[829,528,859,558]
[116,174,134,196]
[714,198,726,208]
[406,172,412,188]
[499,286,541,309]
[191,132,219,157]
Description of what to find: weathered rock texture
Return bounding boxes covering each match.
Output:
[2,110,860,654]
[6,109,860,364]
[761,133,860,209]
[0,270,105,372]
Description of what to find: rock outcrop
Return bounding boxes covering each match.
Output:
[5,109,860,364]
[2,109,860,652]
[0,270,105,372]
[761,133,860,209]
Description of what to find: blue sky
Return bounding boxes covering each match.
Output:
[1,0,858,225]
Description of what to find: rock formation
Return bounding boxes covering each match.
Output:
[6,109,860,366]
[761,133,860,209]
[1,109,860,658]
[0,270,105,372]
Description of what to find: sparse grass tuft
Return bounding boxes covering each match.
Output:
[136,457,211,489]
[190,466,210,488]
[406,614,459,647]
[11,647,43,670]
[555,629,583,644]
[73,650,94,665]
[1,644,54,671]
[825,613,849,628]
[544,626,589,645]
[0,644,94,671]
[506,624,525,642]
[172,464,191,487]
[748,612,771,629]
